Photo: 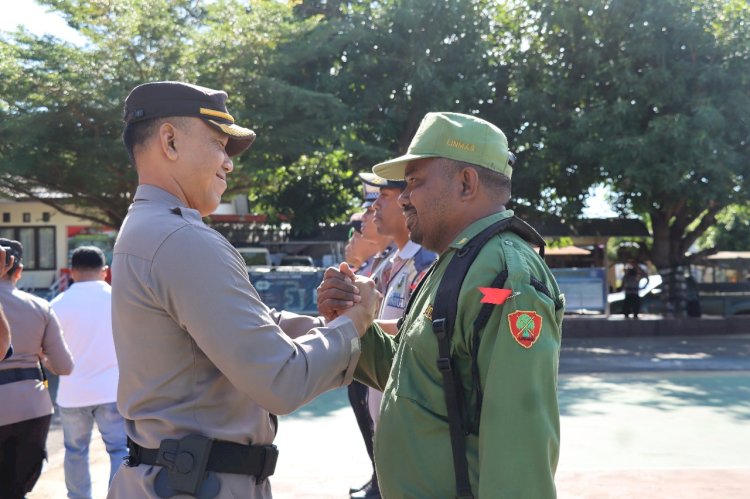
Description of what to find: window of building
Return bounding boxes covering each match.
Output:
[0,226,56,271]
[2,213,9,223]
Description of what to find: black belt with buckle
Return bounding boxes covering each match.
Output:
[127,435,278,482]
[0,366,44,386]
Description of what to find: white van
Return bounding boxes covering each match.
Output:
[236,247,272,269]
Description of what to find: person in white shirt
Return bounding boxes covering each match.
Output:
[51,246,127,499]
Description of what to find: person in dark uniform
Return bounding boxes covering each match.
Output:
[622,262,648,318]
[109,81,380,499]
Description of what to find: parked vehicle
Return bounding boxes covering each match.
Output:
[279,255,315,267]
[235,247,272,269]
[248,266,323,316]
[608,274,750,315]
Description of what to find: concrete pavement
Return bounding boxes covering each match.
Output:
[27,335,750,498]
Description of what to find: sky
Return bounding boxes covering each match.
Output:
[0,0,85,44]
[0,0,618,218]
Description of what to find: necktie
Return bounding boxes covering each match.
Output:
[379,256,404,295]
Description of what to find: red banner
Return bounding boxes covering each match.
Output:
[478,287,513,305]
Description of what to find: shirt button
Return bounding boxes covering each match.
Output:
[504,240,513,246]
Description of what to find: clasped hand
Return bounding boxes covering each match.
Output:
[317,263,380,336]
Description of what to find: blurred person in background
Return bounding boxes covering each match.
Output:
[51,246,127,499]
[0,246,13,359]
[0,238,74,498]
[344,213,378,273]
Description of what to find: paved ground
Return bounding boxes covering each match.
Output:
[28,334,750,498]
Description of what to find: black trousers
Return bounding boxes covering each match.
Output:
[0,414,52,499]
[623,293,641,317]
[347,381,375,472]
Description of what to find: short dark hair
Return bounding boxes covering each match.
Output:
[121,117,191,165]
[70,246,106,270]
[122,118,161,165]
[445,159,512,204]
[0,238,23,277]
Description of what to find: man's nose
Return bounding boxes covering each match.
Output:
[398,188,410,207]
[223,156,234,173]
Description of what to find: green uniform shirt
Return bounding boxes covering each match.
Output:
[356,210,564,498]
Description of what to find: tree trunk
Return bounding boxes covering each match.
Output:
[649,210,686,317]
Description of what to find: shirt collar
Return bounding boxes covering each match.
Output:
[394,240,421,261]
[69,280,109,289]
[447,209,514,251]
[132,184,203,222]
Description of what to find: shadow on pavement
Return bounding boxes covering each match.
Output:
[560,334,750,373]
[283,386,352,419]
[559,372,750,421]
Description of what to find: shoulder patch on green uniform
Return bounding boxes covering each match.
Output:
[508,310,542,348]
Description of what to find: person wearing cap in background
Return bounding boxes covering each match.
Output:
[344,176,394,498]
[344,213,374,272]
[50,246,127,499]
[0,238,74,498]
[110,81,379,499]
[346,172,437,499]
[355,178,394,278]
[320,112,564,498]
[342,177,395,498]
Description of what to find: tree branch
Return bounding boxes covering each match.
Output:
[681,205,722,253]
[684,246,718,265]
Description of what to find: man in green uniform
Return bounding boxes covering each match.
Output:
[320,112,564,498]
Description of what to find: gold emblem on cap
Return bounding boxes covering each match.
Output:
[446,139,476,152]
[200,107,235,123]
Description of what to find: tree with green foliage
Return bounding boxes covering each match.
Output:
[519,0,750,311]
[699,204,750,252]
[285,0,515,162]
[0,0,359,231]
[0,0,206,228]
[248,150,358,237]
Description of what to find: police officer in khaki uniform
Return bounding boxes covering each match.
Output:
[0,246,12,358]
[109,81,379,499]
[0,238,74,497]
[0,304,9,360]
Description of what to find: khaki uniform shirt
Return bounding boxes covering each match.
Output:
[0,280,73,426]
[356,210,564,498]
[108,185,360,498]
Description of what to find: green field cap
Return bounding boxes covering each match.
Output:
[372,112,514,180]
[123,81,256,157]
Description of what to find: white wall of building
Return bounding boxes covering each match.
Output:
[0,198,99,291]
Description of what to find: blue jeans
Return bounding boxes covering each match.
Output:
[59,402,128,499]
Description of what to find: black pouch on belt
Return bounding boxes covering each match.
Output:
[153,434,219,499]
[127,433,279,499]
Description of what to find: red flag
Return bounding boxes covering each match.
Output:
[478,287,513,305]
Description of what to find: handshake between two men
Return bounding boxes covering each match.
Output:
[316,263,382,337]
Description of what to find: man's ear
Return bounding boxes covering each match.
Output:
[459,166,480,200]
[11,264,23,283]
[158,122,179,160]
